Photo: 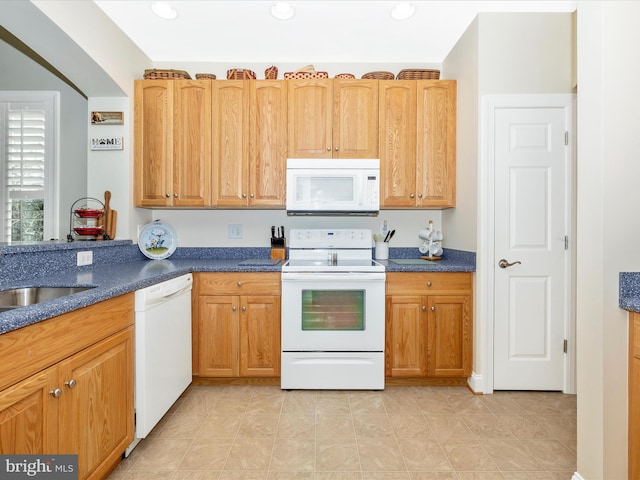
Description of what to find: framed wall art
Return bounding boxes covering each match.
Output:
[91,111,124,125]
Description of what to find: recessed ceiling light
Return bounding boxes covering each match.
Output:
[270,2,295,20]
[391,2,415,21]
[151,2,178,20]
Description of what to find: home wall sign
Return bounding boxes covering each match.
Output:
[90,137,124,150]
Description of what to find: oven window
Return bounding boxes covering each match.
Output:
[301,290,365,330]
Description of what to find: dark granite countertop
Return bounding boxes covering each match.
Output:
[0,243,475,335]
[620,272,640,313]
[378,248,475,272]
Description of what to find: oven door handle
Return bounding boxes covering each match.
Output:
[282,272,386,282]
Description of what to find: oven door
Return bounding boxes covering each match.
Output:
[281,272,385,352]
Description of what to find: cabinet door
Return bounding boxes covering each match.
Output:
[134,81,173,207]
[173,81,211,206]
[426,295,472,377]
[240,295,281,377]
[416,80,457,207]
[379,80,417,206]
[334,79,378,158]
[385,295,427,377]
[58,327,134,480]
[0,367,58,454]
[287,79,333,158]
[249,81,287,206]
[212,81,249,206]
[198,295,239,376]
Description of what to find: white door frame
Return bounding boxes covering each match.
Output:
[479,94,576,395]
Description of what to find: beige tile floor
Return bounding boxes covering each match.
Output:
[107,385,576,480]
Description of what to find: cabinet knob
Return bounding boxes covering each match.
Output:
[335,146,339,151]
[327,146,331,151]
[427,281,432,287]
[418,193,423,198]
[410,193,415,198]
[50,388,62,398]
[241,306,246,312]
[65,379,77,389]
[250,193,254,198]
[232,305,237,312]
[422,305,427,311]
[242,193,247,198]
[431,306,436,312]
[173,193,178,198]
[165,193,170,198]
[237,281,242,287]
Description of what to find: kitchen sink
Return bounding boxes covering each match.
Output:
[0,286,94,310]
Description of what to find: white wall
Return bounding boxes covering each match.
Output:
[442,12,574,387]
[145,209,442,248]
[440,18,479,254]
[576,2,640,478]
[86,97,133,240]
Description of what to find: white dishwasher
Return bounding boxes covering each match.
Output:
[126,273,193,455]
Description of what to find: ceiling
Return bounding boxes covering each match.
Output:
[94,1,576,65]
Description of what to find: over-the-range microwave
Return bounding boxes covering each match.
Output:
[285,158,380,216]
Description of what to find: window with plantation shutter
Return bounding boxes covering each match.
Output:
[0,92,57,242]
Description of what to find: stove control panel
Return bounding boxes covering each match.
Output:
[289,229,372,249]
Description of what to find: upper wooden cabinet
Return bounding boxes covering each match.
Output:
[211,81,248,206]
[134,78,455,209]
[134,80,211,207]
[379,80,456,208]
[287,79,378,158]
[212,80,287,207]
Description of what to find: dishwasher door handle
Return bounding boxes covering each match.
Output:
[135,274,193,310]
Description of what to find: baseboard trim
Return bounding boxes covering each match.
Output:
[467,371,483,394]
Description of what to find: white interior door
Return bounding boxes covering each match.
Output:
[493,103,571,391]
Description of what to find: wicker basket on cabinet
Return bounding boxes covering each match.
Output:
[396,69,440,80]
[362,71,395,80]
[143,69,191,80]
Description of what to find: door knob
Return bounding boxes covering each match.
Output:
[498,259,522,269]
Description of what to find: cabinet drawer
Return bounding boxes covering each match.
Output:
[386,272,472,295]
[197,272,280,295]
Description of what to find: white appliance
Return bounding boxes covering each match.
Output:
[281,229,386,390]
[125,273,193,455]
[285,158,380,216]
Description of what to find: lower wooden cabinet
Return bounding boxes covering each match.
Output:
[0,366,59,454]
[58,328,133,479]
[0,294,134,480]
[385,272,473,379]
[195,273,281,378]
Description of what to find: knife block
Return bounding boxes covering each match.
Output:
[270,239,286,260]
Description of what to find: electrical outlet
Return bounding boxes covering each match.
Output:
[77,251,93,266]
[228,224,243,239]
